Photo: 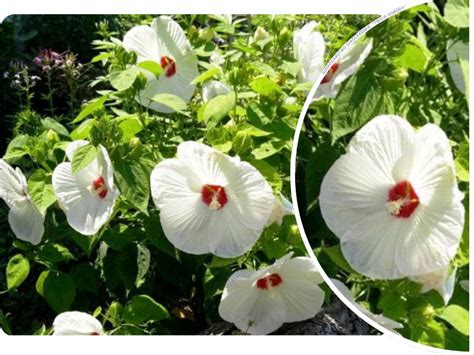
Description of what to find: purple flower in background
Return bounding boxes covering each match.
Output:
[33,49,65,72]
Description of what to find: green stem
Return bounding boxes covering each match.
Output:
[46,72,55,115]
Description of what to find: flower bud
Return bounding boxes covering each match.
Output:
[278,27,291,45]
[254,26,270,42]
[199,28,215,42]
[47,129,59,143]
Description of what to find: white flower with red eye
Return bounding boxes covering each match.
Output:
[0,159,45,245]
[330,279,403,332]
[293,22,372,100]
[447,40,469,95]
[410,267,456,305]
[123,16,199,113]
[52,140,120,236]
[202,80,231,103]
[319,115,464,280]
[266,194,294,227]
[150,141,274,258]
[53,311,104,335]
[314,37,373,100]
[293,21,325,85]
[219,253,325,335]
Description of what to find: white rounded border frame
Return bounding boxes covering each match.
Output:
[290,0,468,353]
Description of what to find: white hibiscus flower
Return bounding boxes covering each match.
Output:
[123,16,199,113]
[0,159,44,245]
[331,279,403,332]
[150,141,274,258]
[0,328,7,336]
[409,267,456,305]
[293,21,372,100]
[447,40,469,95]
[53,311,104,335]
[202,80,231,103]
[320,115,464,280]
[266,194,294,227]
[219,253,325,335]
[52,140,120,236]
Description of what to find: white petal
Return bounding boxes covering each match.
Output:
[53,311,104,335]
[333,38,373,86]
[277,257,325,322]
[202,80,231,102]
[65,140,89,162]
[293,21,325,84]
[410,268,455,305]
[124,16,199,113]
[0,328,7,336]
[0,159,26,209]
[266,194,294,227]
[52,162,118,236]
[123,25,160,62]
[447,40,468,94]
[8,200,45,245]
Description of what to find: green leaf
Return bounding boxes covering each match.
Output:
[150,93,188,113]
[411,319,445,348]
[3,135,29,161]
[35,270,48,296]
[116,115,143,140]
[138,60,164,78]
[41,117,69,137]
[209,256,239,268]
[331,69,384,142]
[114,159,154,213]
[71,144,98,174]
[201,92,235,127]
[191,66,221,85]
[73,95,109,123]
[251,139,286,160]
[438,305,469,336]
[444,0,469,28]
[459,56,469,102]
[91,52,113,63]
[281,61,301,77]
[122,295,169,324]
[454,142,469,182]
[377,292,407,319]
[71,119,95,140]
[37,244,75,264]
[247,159,282,193]
[71,263,98,294]
[6,254,30,290]
[110,66,140,91]
[42,271,76,313]
[250,77,282,97]
[322,245,356,274]
[394,36,430,73]
[105,301,123,327]
[136,244,151,288]
[27,169,56,214]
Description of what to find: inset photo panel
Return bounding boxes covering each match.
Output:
[293,1,469,351]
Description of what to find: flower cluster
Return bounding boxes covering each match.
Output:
[33,49,65,72]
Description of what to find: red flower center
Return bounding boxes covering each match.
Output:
[90,332,100,336]
[321,62,339,84]
[201,184,228,210]
[92,176,108,199]
[256,273,283,290]
[160,56,177,77]
[386,180,419,218]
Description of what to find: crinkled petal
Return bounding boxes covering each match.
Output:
[333,38,373,86]
[202,80,231,102]
[411,268,455,305]
[278,257,325,322]
[8,200,45,245]
[293,21,325,84]
[0,159,26,209]
[53,311,104,335]
[123,25,159,62]
[447,40,468,95]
